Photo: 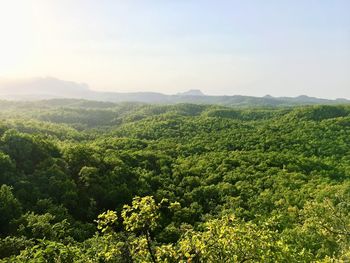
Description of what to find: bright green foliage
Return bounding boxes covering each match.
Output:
[177,216,294,262]
[122,196,160,233]
[122,196,161,262]
[6,240,89,263]
[96,210,118,234]
[296,184,350,259]
[16,212,70,241]
[1,101,350,261]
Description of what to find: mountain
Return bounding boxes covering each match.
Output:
[0,77,91,100]
[177,89,205,96]
[0,77,349,107]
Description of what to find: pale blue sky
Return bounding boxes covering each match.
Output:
[0,0,349,98]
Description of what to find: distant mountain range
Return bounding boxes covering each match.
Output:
[0,77,349,107]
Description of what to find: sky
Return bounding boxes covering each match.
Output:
[0,0,349,98]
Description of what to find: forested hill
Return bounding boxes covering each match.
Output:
[1,100,350,261]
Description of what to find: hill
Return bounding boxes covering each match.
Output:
[1,100,350,261]
[0,77,348,106]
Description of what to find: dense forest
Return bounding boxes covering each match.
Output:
[0,99,350,262]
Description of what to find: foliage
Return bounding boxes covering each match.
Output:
[0,100,350,261]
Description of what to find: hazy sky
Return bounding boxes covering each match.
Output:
[0,0,349,98]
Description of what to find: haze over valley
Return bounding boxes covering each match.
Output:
[0,77,349,107]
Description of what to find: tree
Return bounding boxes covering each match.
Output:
[16,212,70,241]
[0,185,22,236]
[177,216,295,263]
[122,196,160,263]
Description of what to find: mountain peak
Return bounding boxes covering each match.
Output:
[177,89,205,96]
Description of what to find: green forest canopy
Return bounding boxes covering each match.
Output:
[0,100,350,262]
